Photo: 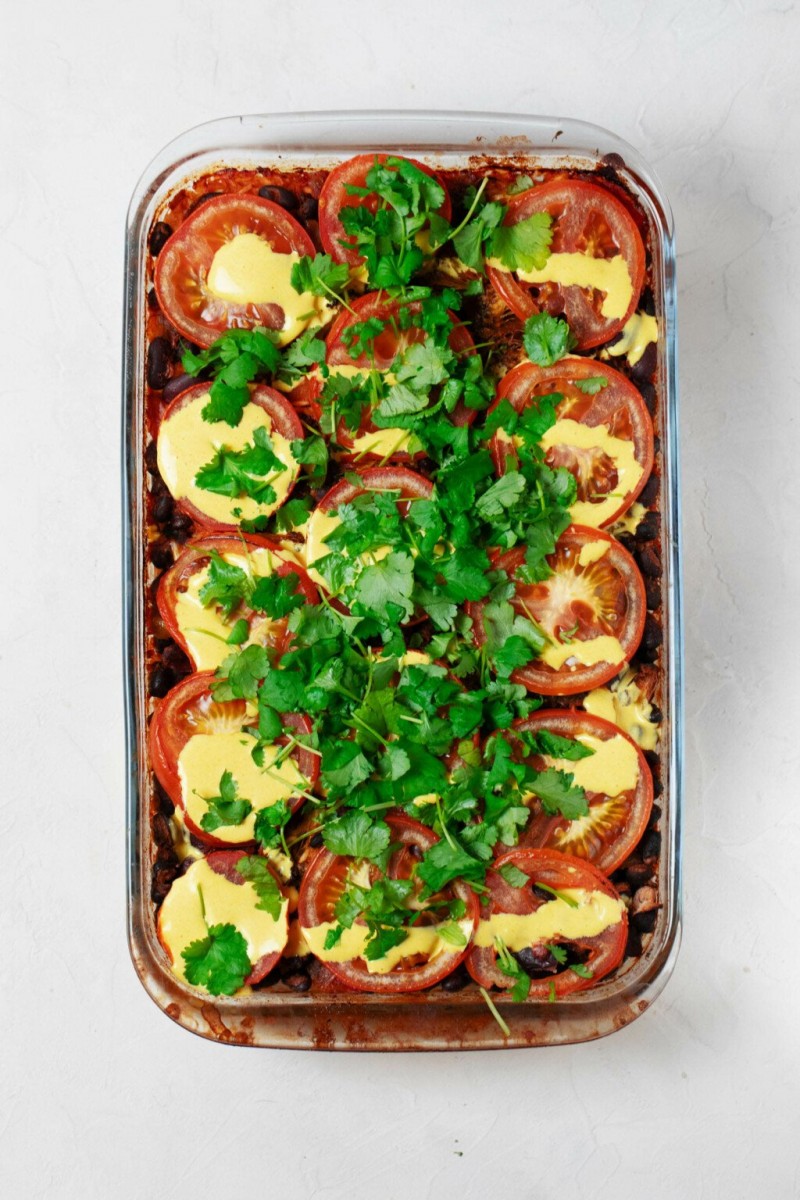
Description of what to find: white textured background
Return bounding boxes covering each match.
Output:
[2,1,798,1196]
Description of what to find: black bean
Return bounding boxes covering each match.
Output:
[149,665,174,698]
[649,803,662,826]
[310,833,323,848]
[440,965,471,993]
[146,288,160,311]
[162,373,195,404]
[186,191,223,216]
[515,946,558,978]
[144,442,159,474]
[147,337,171,390]
[645,579,661,611]
[152,812,173,848]
[640,830,661,863]
[288,865,302,889]
[283,971,312,993]
[634,512,660,542]
[154,779,174,816]
[636,545,661,578]
[650,704,663,723]
[652,776,663,798]
[297,194,318,221]
[624,859,653,889]
[642,615,663,652]
[258,184,299,210]
[151,862,178,903]
[162,642,190,672]
[632,909,657,934]
[150,541,174,570]
[533,885,554,903]
[164,513,193,540]
[630,342,657,385]
[639,288,656,317]
[639,475,659,507]
[149,221,173,256]
[600,152,625,172]
[624,923,642,958]
[153,494,174,524]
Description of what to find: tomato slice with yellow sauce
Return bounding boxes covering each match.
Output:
[149,672,319,848]
[487,179,646,349]
[466,848,628,999]
[154,193,320,348]
[490,357,654,529]
[510,709,653,874]
[468,526,646,695]
[298,814,478,993]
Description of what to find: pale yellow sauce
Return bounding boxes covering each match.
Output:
[206,232,321,346]
[174,546,282,671]
[541,634,626,672]
[168,807,201,864]
[609,501,647,537]
[159,856,289,987]
[584,666,659,751]
[601,311,658,367]
[302,918,472,974]
[577,540,610,567]
[474,889,624,949]
[489,251,633,320]
[178,731,306,844]
[157,394,299,525]
[538,733,640,796]
[541,418,644,528]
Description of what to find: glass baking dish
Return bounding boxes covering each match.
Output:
[123,110,681,1049]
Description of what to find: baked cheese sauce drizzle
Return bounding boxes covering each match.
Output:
[206,232,320,344]
[601,310,658,367]
[539,418,644,527]
[489,252,633,320]
[584,667,659,751]
[474,889,624,950]
[302,919,474,974]
[178,731,305,843]
[159,857,289,982]
[157,397,299,523]
[174,547,280,671]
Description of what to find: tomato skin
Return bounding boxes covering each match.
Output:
[298,813,479,993]
[157,851,288,984]
[157,383,304,534]
[149,671,319,847]
[467,526,646,696]
[324,292,478,461]
[154,193,316,348]
[486,178,646,350]
[489,357,654,529]
[318,154,452,267]
[156,534,319,671]
[465,847,628,999]
[509,709,653,874]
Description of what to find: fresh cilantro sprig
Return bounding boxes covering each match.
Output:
[194,426,285,506]
[197,771,253,833]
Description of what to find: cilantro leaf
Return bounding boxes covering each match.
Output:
[290,253,350,299]
[322,810,391,863]
[573,375,608,395]
[198,770,253,833]
[475,472,526,521]
[216,644,269,699]
[529,730,595,761]
[489,211,552,273]
[320,741,373,790]
[498,863,530,888]
[352,551,415,623]
[182,922,251,996]
[226,618,249,645]
[417,838,486,892]
[198,551,251,618]
[250,571,303,619]
[529,767,589,820]
[522,314,576,367]
[194,427,285,506]
[235,855,284,920]
[253,799,292,851]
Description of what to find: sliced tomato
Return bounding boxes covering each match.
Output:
[156,383,304,533]
[323,292,477,461]
[487,178,646,349]
[509,710,653,874]
[297,814,478,993]
[318,154,452,268]
[468,526,646,695]
[490,357,654,528]
[154,193,316,348]
[156,534,319,672]
[157,850,288,985]
[466,848,628,999]
[315,465,433,515]
[149,671,319,846]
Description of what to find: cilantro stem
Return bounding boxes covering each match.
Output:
[535,883,579,908]
[446,177,489,243]
[478,986,510,1038]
